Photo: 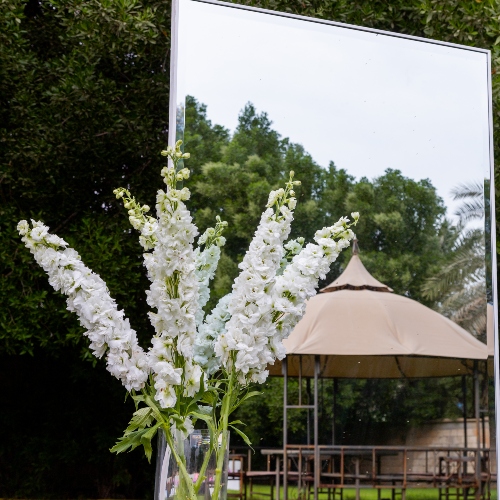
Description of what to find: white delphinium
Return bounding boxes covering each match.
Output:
[194,217,228,326]
[271,213,359,352]
[17,220,149,391]
[114,189,227,328]
[194,293,232,374]
[277,237,305,274]
[18,138,360,498]
[144,144,202,409]
[113,188,158,251]
[215,173,300,385]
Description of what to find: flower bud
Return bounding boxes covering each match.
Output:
[160,150,168,156]
[289,190,295,197]
[17,220,30,236]
[142,205,150,213]
[124,202,131,209]
[128,209,135,216]
[351,212,360,221]
[182,153,190,159]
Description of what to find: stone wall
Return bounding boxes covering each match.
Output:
[378,418,495,477]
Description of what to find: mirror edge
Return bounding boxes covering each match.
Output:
[169,0,499,489]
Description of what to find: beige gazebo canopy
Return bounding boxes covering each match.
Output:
[269,240,488,379]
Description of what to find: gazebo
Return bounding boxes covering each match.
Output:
[268,240,489,500]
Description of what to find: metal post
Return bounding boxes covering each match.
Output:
[333,378,337,446]
[474,362,481,500]
[463,375,468,475]
[307,377,311,445]
[283,357,288,500]
[314,355,320,500]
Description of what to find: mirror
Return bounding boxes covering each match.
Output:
[169,0,497,498]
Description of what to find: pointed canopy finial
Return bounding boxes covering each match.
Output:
[352,237,359,255]
[320,238,393,293]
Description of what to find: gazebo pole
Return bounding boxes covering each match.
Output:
[283,357,288,500]
[332,379,337,445]
[314,355,320,500]
[474,362,482,500]
[462,375,468,475]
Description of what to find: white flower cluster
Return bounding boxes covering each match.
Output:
[17,220,149,391]
[112,146,227,410]
[213,180,358,385]
[18,140,358,427]
[214,176,299,385]
[114,187,226,329]
[145,163,203,409]
[271,215,358,348]
[194,293,232,374]
[194,217,228,326]
[113,188,158,251]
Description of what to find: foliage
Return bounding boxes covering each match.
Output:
[1,0,498,497]
[186,98,451,308]
[422,183,488,338]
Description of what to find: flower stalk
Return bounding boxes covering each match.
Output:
[17,141,358,499]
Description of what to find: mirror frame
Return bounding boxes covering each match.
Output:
[168,0,499,485]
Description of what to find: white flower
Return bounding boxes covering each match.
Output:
[269,218,356,358]
[18,220,149,392]
[216,182,295,385]
[184,362,202,397]
[17,220,30,236]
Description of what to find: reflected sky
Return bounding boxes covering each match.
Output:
[177,0,490,225]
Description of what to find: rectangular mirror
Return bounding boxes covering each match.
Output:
[168,0,497,498]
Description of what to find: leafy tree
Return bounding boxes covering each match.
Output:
[184,99,463,450]
[1,0,171,496]
[423,183,488,339]
[1,0,499,497]
[186,98,450,306]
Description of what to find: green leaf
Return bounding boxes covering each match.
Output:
[140,422,161,462]
[229,420,245,426]
[230,391,262,414]
[127,406,153,431]
[196,405,212,416]
[229,425,253,448]
[144,394,165,423]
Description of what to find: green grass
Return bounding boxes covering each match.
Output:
[230,484,497,500]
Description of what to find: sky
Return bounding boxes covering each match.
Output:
[176,0,491,226]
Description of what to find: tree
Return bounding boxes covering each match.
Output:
[2,0,499,496]
[1,0,171,495]
[422,182,488,339]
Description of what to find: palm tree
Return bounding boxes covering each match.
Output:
[422,182,486,339]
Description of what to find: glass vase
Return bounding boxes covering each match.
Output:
[155,429,230,500]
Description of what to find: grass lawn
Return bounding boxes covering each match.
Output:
[233,484,497,500]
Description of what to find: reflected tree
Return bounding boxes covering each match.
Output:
[422,182,487,340]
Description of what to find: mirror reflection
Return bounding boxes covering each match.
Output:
[172,1,495,498]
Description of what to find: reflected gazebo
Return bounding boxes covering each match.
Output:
[269,239,490,500]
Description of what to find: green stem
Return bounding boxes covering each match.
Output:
[212,371,234,500]
[193,442,213,493]
[163,424,197,500]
